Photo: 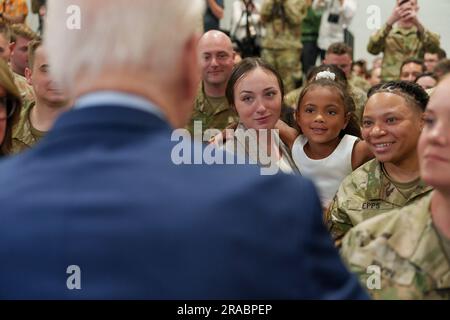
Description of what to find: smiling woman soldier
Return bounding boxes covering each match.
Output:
[326,81,433,244]
[340,75,450,300]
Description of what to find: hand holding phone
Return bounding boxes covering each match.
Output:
[388,0,412,26]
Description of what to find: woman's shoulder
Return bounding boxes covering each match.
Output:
[341,134,359,143]
[337,134,359,151]
[292,134,308,148]
[340,194,439,300]
[344,193,432,246]
[341,158,380,188]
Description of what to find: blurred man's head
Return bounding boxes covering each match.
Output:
[400,58,425,82]
[45,0,204,128]
[0,22,12,62]
[424,48,446,72]
[198,30,235,94]
[415,72,437,90]
[369,67,382,87]
[433,59,450,81]
[372,57,383,69]
[10,24,38,76]
[352,60,368,79]
[323,43,353,78]
[25,40,69,108]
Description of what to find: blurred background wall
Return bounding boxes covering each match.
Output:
[25,0,449,68]
[221,0,450,67]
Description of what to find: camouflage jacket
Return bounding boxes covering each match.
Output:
[284,86,301,109]
[326,159,433,242]
[348,75,371,94]
[367,23,440,82]
[341,193,450,299]
[350,85,367,125]
[13,72,35,104]
[11,100,45,155]
[187,85,238,137]
[260,0,307,49]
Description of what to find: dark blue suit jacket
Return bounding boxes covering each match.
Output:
[0,105,368,299]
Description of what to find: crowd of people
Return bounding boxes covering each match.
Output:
[0,0,449,299]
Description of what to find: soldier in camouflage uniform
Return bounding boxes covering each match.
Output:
[367,0,440,82]
[9,23,38,77]
[340,76,450,299]
[11,99,45,154]
[327,81,433,243]
[13,72,34,103]
[324,43,371,93]
[188,30,238,137]
[0,59,21,156]
[348,75,371,93]
[327,158,432,243]
[340,193,450,299]
[260,0,307,92]
[0,21,35,104]
[399,57,425,82]
[10,24,36,106]
[11,40,70,154]
[188,85,238,138]
[322,43,371,120]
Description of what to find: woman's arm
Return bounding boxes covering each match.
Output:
[275,119,299,150]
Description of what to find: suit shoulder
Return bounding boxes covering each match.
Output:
[215,168,321,217]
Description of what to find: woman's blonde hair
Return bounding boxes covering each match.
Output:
[0,59,22,155]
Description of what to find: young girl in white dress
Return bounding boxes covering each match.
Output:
[279,71,373,208]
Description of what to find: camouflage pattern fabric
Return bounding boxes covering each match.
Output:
[261,48,302,92]
[11,100,45,154]
[284,86,302,109]
[187,85,238,138]
[340,193,450,299]
[260,0,307,92]
[351,85,367,125]
[349,75,371,94]
[367,23,440,82]
[326,159,433,243]
[13,72,35,104]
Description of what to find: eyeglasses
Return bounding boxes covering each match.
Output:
[0,96,17,121]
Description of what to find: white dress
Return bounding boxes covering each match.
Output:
[292,134,358,207]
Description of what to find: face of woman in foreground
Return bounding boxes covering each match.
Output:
[233,67,282,131]
[418,76,450,192]
[362,92,423,166]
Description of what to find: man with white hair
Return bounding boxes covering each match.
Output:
[0,0,367,299]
